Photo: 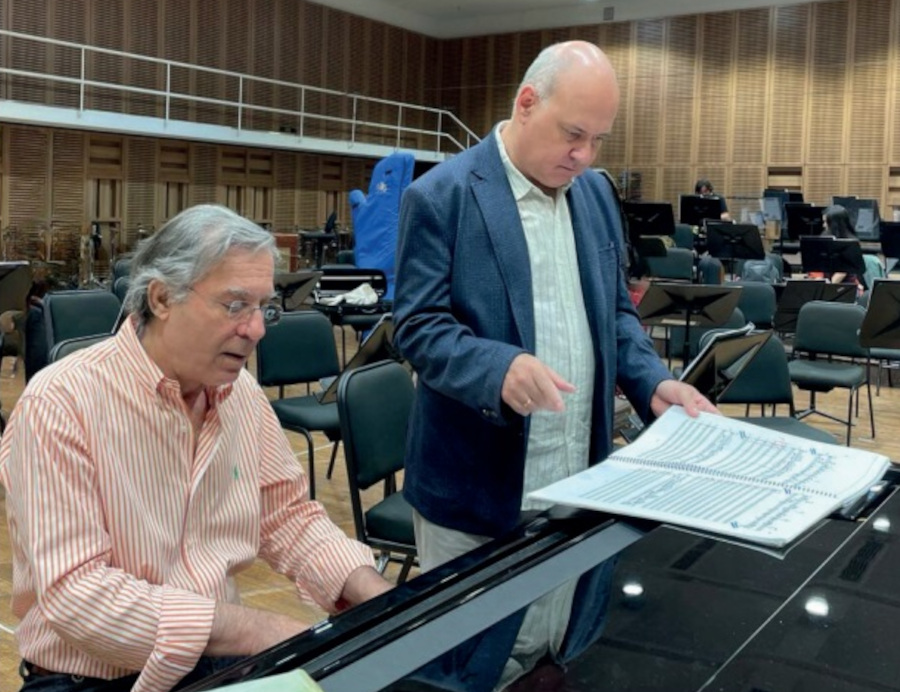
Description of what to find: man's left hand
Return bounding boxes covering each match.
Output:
[335,565,394,611]
[650,379,719,418]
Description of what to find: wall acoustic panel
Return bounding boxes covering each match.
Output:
[847,0,890,166]
[662,16,698,167]
[50,129,87,268]
[8,126,51,260]
[189,143,218,205]
[768,4,811,166]
[126,0,162,118]
[274,150,297,230]
[696,13,735,165]
[731,10,769,166]
[806,1,849,166]
[596,22,633,168]
[630,20,664,168]
[50,0,86,109]
[162,0,191,123]
[125,137,156,251]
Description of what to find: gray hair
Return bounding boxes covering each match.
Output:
[123,204,278,329]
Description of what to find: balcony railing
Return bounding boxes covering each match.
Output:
[0,29,480,155]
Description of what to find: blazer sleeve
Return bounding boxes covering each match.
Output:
[393,178,526,424]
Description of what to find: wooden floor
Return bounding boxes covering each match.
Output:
[1,337,899,690]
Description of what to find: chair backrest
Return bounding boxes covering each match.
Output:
[863,253,885,292]
[672,223,694,250]
[43,289,122,353]
[793,300,868,359]
[337,360,414,492]
[112,276,131,303]
[256,310,340,387]
[645,247,694,281]
[49,333,112,364]
[726,281,776,329]
[111,256,133,283]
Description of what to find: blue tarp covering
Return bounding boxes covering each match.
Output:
[349,152,415,300]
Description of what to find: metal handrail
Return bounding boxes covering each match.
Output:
[0,28,480,154]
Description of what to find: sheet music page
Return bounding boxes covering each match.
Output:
[528,407,890,547]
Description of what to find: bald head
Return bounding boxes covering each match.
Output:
[514,41,618,111]
[502,41,620,194]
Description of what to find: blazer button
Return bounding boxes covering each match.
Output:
[481,408,496,419]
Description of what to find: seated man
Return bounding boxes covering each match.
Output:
[695,177,732,221]
[1,204,392,692]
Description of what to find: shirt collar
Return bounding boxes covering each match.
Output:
[494,122,574,202]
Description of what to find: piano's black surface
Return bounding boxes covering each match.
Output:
[188,485,900,692]
[569,488,900,691]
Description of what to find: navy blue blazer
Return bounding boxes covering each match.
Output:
[394,135,672,538]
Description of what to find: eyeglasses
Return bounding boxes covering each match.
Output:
[189,288,282,326]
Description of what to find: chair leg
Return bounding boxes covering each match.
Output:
[325,441,341,480]
[845,391,854,446]
[397,555,415,584]
[867,379,875,439]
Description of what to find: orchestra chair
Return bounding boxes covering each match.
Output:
[699,330,836,445]
[43,289,122,356]
[336,360,417,583]
[49,333,113,364]
[255,310,342,500]
[112,276,131,303]
[726,281,776,330]
[788,301,874,445]
[645,247,694,282]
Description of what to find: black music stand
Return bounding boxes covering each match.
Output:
[679,194,726,227]
[705,222,765,278]
[274,270,322,310]
[784,203,825,240]
[772,279,857,334]
[860,280,900,348]
[800,236,867,285]
[638,282,742,365]
[623,201,675,261]
[880,221,900,274]
[679,329,772,404]
[0,261,32,313]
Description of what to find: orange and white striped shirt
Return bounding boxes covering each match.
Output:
[0,318,374,692]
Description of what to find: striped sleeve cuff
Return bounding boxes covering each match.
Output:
[132,589,217,692]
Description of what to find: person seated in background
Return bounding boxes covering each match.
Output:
[818,204,861,286]
[1,204,392,692]
[694,178,732,221]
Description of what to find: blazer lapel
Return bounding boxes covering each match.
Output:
[470,142,535,351]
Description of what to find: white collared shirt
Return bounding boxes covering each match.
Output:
[495,125,595,509]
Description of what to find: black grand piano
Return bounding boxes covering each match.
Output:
[186,470,900,692]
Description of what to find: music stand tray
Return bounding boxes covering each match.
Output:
[679,329,772,404]
[772,279,856,334]
[316,314,399,404]
[274,270,322,310]
[800,236,866,279]
[860,279,900,348]
[638,282,742,364]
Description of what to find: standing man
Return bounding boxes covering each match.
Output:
[1,204,391,692]
[394,41,715,685]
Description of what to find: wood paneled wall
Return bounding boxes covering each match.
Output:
[2,0,900,272]
[440,0,900,213]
